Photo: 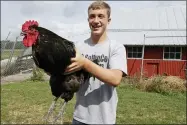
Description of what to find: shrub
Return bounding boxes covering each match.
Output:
[30,65,45,81]
[144,76,171,94]
[122,75,186,95]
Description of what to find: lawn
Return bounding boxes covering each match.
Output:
[1,80,186,124]
[1,49,23,60]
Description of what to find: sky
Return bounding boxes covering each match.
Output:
[1,1,186,41]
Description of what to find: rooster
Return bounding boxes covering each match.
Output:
[21,20,97,123]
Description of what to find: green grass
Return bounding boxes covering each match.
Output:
[116,84,186,124]
[1,81,186,124]
[1,49,23,60]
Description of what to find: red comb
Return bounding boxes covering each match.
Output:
[22,20,39,32]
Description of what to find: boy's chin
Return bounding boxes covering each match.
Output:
[91,30,103,36]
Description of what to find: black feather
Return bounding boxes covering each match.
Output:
[32,26,75,75]
[30,26,98,102]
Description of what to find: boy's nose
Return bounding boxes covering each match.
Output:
[93,17,99,23]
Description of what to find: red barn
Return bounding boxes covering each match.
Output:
[127,45,186,79]
[107,30,186,79]
[107,5,186,79]
[67,5,186,79]
[125,32,186,79]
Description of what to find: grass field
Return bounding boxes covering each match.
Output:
[1,80,186,124]
[1,49,23,60]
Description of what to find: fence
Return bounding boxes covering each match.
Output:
[1,36,34,77]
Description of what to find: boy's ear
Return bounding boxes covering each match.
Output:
[108,18,111,23]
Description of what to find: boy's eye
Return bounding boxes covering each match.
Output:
[98,14,104,19]
[89,14,105,19]
[89,14,95,19]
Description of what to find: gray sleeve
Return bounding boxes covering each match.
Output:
[109,43,128,76]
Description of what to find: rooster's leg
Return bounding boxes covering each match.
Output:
[43,97,59,123]
[52,98,67,123]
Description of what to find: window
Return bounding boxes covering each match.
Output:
[127,46,142,58]
[164,47,181,60]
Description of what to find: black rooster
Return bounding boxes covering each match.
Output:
[21,20,97,123]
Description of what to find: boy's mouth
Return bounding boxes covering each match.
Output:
[92,25,102,30]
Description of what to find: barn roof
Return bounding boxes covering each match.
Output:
[107,30,186,46]
[109,5,186,29]
[66,5,186,46]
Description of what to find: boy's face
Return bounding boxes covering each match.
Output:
[88,8,111,36]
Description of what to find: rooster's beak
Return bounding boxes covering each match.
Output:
[20,32,26,36]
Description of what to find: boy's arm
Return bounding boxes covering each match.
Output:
[65,44,127,87]
[83,59,123,87]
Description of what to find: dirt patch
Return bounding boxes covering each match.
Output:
[1,73,50,84]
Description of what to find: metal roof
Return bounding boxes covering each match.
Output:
[66,5,186,46]
[108,30,186,46]
[109,5,186,29]
[142,30,186,46]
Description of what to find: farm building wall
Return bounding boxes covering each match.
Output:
[182,47,187,60]
[126,46,187,79]
[144,46,163,59]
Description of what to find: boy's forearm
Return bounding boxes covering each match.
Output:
[83,58,123,87]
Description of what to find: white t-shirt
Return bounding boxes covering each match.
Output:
[73,37,127,124]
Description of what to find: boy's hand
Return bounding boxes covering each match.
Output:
[64,50,86,75]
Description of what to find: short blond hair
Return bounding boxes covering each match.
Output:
[88,1,111,18]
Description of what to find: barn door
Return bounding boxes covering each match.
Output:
[146,63,159,77]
